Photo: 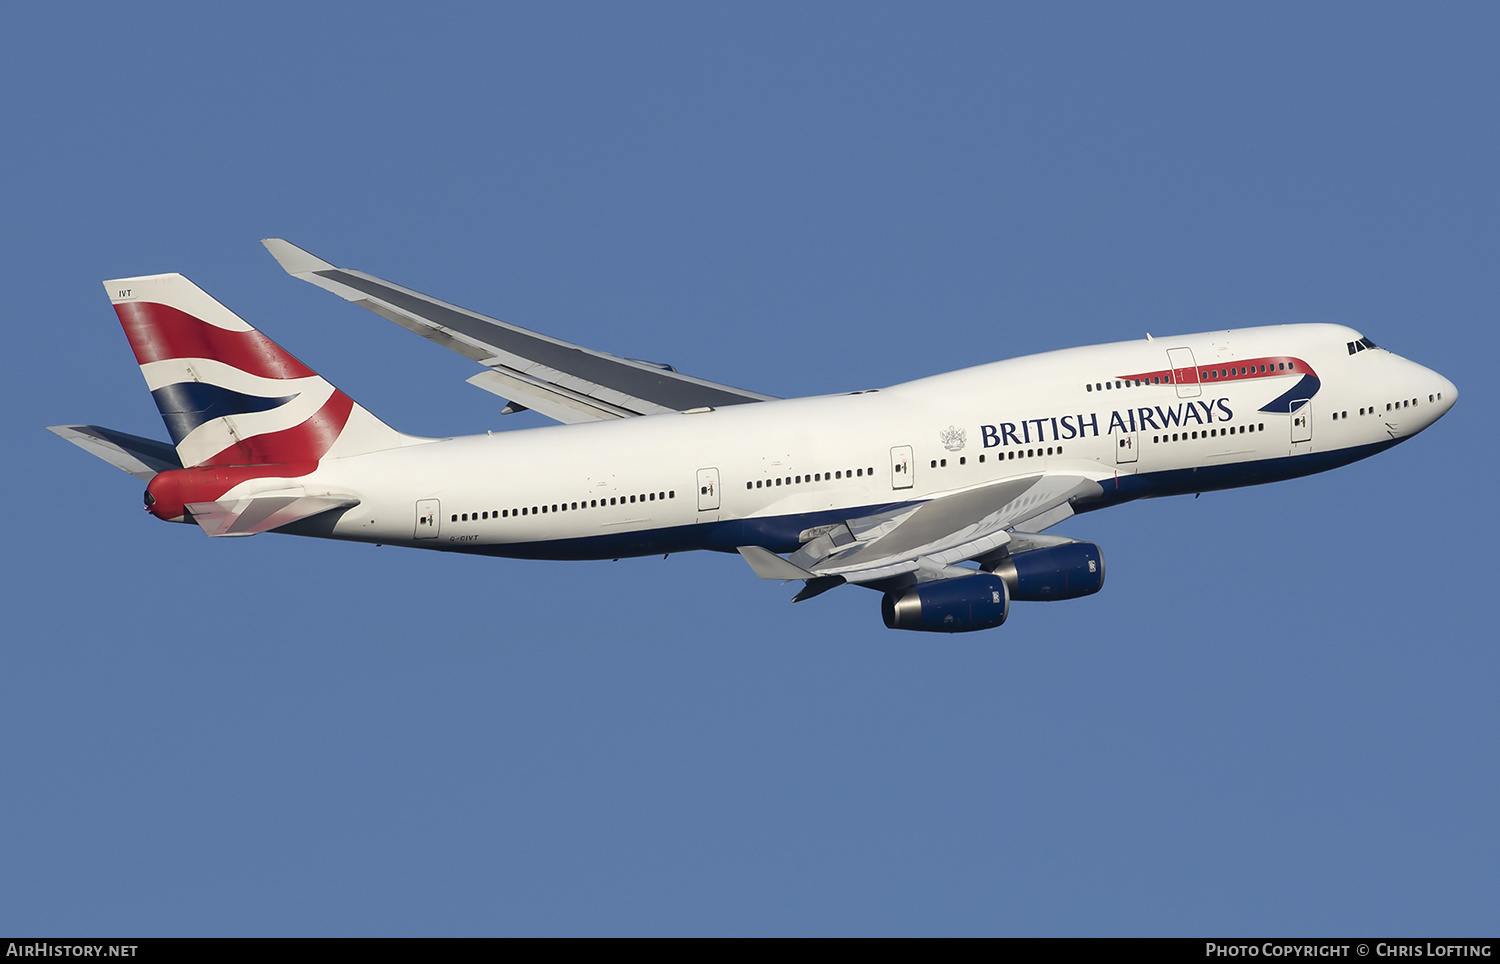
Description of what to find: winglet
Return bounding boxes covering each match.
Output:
[261,238,335,276]
[737,546,813,580]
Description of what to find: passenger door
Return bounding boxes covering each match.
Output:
[890,445,913,489]
[1291,401,1312,443]
[414,499,440,539]
[1167,348,1202,398]
[697,468,720,511]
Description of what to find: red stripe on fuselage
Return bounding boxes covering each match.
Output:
[1109,368,1189,386]
[1117,356,1317,385]
[114,301,317,380]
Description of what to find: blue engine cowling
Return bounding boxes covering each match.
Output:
[988,542,1104,601]
[881,573,1010,633]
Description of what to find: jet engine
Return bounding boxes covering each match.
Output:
[881,573,1010,633]
[986,542,1104,601]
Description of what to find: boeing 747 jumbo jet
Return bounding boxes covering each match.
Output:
[51,240,1457,632]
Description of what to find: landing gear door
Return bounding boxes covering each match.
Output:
[1167,347,1202,398]
[1291,401,1313,443]
[890,445,913,489]
[415,499,440,539]
[696,468,720,511]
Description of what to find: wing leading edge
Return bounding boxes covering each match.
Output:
[262,239,776,423]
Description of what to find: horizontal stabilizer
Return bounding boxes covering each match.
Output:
[49,425,182,481]
[185,495,359,538]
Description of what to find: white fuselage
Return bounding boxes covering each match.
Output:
[266,323,1455,559]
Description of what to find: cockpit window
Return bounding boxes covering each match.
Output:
[1347,336,1380,355]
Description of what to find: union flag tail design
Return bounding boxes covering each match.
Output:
[106,273,412,468]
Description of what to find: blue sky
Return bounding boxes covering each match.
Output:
[3,3,1496,936]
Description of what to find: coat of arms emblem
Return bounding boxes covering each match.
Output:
[940,425,966,452]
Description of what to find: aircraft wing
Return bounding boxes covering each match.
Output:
[262,239,776,423]
[738,472,1105,594]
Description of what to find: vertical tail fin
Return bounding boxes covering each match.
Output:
[107,273,414,468]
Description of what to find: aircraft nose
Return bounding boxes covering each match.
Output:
[1439,374,1458,411]
[1419,367,1457,427]
[1427,368,1458,415]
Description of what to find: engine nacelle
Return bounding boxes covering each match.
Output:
[881,573,1010,633]
[988,542,1104,601]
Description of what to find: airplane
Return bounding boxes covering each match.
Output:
[51,240,1458,632]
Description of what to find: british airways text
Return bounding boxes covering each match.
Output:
[981,398,1235,447]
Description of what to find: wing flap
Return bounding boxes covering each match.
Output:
[467,370,631,423]
[737,545,814,580]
